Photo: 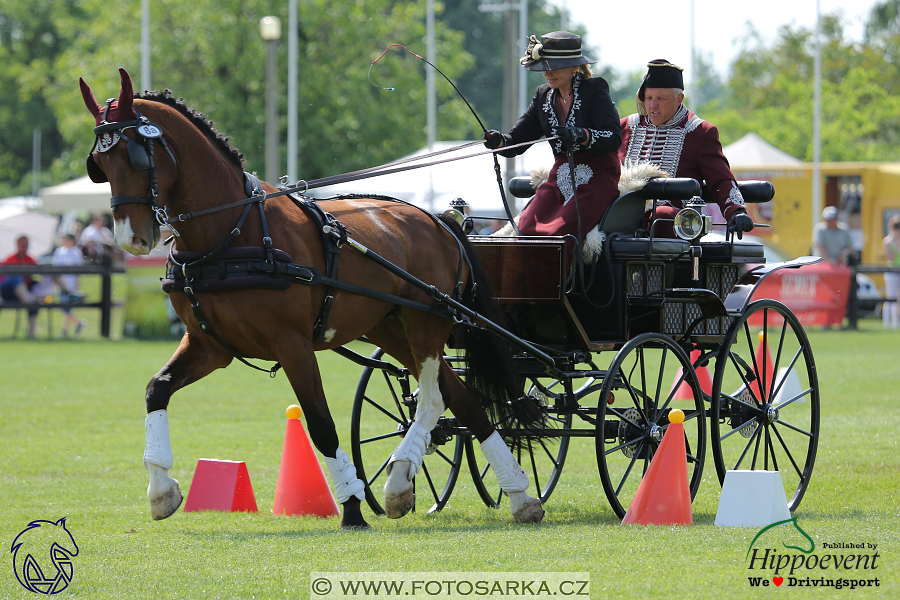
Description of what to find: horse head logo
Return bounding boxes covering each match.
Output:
[746,516,815,559]
[10,518,79,594]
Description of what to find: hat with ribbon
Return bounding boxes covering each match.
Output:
[520,31,596,72]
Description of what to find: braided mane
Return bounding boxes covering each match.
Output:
[137,90,244,171]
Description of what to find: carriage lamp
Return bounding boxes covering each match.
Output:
[673,207,712,241]
[443,198,474,234]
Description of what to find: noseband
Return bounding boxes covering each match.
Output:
[86,98,179,232]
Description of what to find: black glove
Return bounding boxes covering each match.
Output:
[727,210,754,240]
[557,126,588,152]
[483,130,504,150]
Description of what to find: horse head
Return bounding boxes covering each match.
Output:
[80,68,179,255]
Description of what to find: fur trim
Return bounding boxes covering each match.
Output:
[619,160,669,212]
[492,214,520,237]
[530,166,550,189]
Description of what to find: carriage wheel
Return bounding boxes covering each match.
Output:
[710,299,820,511]
[595,333,706,519]
[465,376,573,508]
[350,348,465,515]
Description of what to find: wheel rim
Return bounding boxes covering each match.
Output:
[350,348,464,514]
[595,333,706,519]
[711,300,819,511]
[466,376,572,507]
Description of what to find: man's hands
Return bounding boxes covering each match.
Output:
[727,210,754,239]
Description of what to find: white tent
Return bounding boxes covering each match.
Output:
[723,133,802,168]
[0,204,60,259]
[309,141,556,215]
[40,176,112,213]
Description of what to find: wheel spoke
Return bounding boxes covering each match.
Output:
[381,371,410,423]
[614,449,640,496]
[750,420,764,470]
[367,456,390,487]
[360,430,404,444]
[732,420,763,470]
[775,387,814,410]
[421,462,439,504]
[434,447,455,466]
[771,423,805,478]
[364,394,405,425]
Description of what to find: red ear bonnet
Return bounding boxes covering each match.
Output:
[80,67,136,125]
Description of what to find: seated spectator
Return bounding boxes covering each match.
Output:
[0,235,39,338]
[52,233,88,338]
[80,214,116,262]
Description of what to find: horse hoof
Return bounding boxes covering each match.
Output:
[150,480,183,520]
[341,498,371,530]
[511,494,544,524]
[384,488,415,519]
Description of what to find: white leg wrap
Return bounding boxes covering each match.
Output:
[480,431,528,493]
[323,448,366,503]
[386,423,431,481]
[144,410,173,470]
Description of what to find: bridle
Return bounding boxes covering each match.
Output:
[86,98,179,233]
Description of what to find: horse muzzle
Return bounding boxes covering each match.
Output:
[114,214,159,256]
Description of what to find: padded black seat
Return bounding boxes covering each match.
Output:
[699,240,765,262]
[608,237,690,259]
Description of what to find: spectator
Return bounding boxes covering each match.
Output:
[0,235,39,338]
[80,214,116,262]
[813,206,854,266]
[52,233,87,338]
[882,215,900,330]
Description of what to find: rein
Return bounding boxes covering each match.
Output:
[164,137,553,226]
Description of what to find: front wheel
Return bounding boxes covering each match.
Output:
[710,300,820,511]
[595,333,706,519]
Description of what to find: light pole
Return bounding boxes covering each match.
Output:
[260,16,282,184]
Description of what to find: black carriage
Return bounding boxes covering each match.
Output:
[345,177,820,519]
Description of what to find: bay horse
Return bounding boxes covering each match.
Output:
[80,68,544,529]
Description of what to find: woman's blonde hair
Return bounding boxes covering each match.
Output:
[575,64,593,78]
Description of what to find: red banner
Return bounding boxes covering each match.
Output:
[748,263,852,327]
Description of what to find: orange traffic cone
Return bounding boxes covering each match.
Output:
[183,459,258,513]
[750,331,776,403]
[672,349,712,400]
[273,404,340,518]
[621,409,692,525]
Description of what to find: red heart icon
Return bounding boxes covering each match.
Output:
[773,577,784,586]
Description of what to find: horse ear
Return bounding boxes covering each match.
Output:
[79,77,102,119]
[117,67,134,115]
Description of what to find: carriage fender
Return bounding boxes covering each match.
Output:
[723,256,823,316]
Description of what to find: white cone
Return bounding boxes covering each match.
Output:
[715,470,792,527]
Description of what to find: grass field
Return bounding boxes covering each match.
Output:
[0,322,897,599]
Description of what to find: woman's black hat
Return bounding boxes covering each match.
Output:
[520,31,596,72]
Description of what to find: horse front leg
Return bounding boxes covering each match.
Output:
[383,354,444,519]
[279,339,369,529]
[145,332,231,520]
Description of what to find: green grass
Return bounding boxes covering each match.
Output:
[0,323,897,599]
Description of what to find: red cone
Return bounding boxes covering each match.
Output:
[273,405,340,518]
[621,409,692,525]
[183,459,258,513]
[750,331,776,403]
[672,349,712,400]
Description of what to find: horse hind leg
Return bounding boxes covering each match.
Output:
[440,361,544,524]
[383,354,444,518]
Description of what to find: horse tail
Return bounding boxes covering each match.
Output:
[437,215,544,449]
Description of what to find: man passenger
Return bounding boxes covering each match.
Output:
[619,59,754,239]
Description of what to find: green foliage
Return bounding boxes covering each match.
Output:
[700,13,900,161]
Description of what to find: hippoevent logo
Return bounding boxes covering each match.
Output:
[10,518,79,595]
[745,517,880,590]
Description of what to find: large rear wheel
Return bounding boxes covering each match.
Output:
[710,300,820,511]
